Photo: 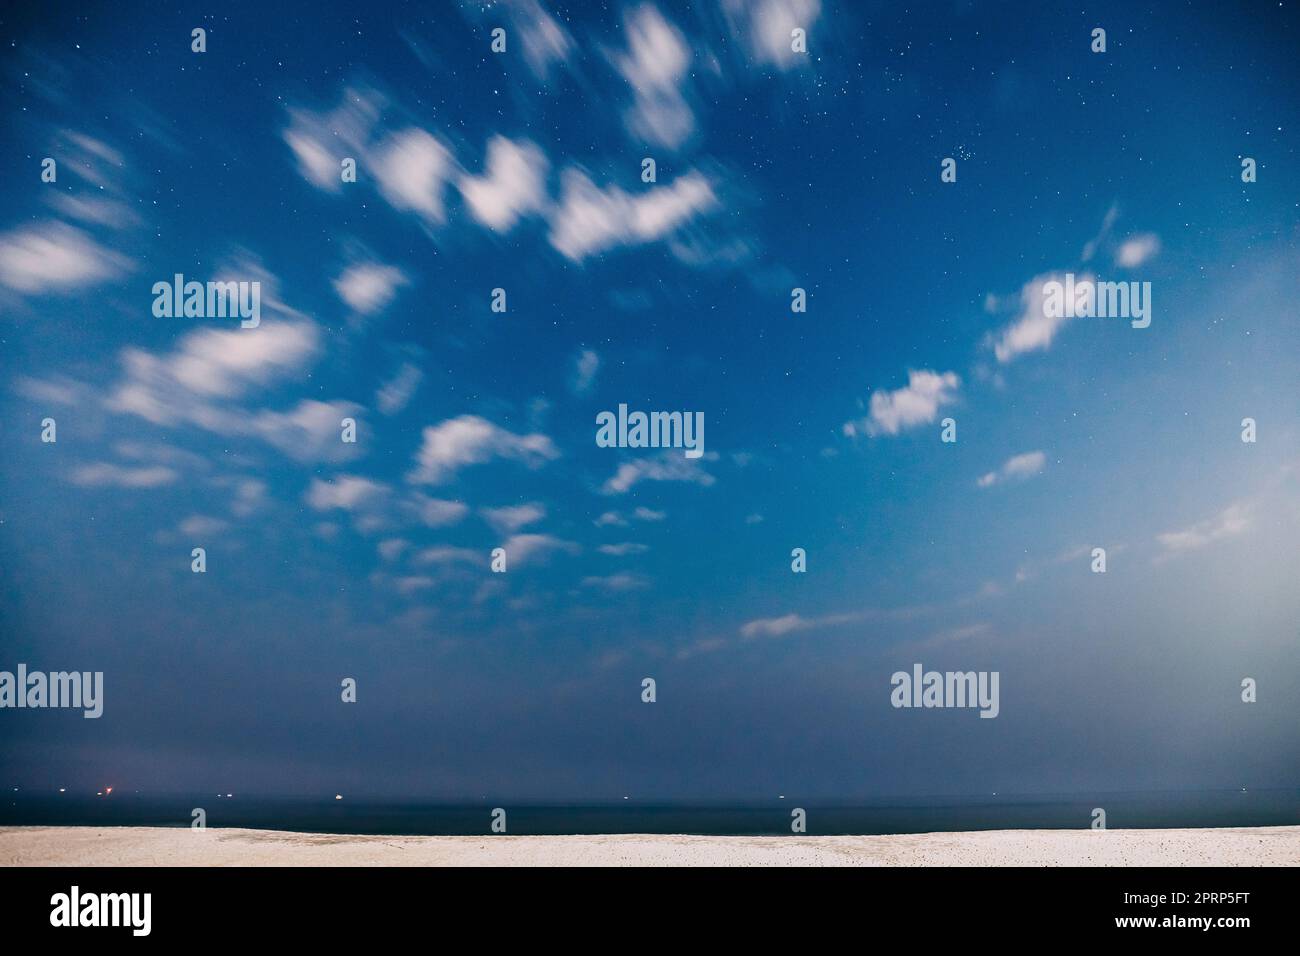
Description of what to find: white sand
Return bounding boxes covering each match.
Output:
[2,825,1297,866]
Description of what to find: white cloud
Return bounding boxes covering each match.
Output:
[501,533,579,565]
[111,321,320,417]
[285,128,341,191]
[1115,233,1161,269]
[740,613,811,639]
[393,576,436,595]
[115,441,210,471]
[598,542,649,556]
[178,514,229,537]
[67,462,178,489]
[48,195,138,230]
[248,399,364,464]
[739,610,860,639]
[229,479,267,518]
[581,572,649,591]
[601,451,716,494]
[0,222,130,294]
[1156,503,1250,556]
[458,136,549,232]
[905,623,993,652]
[570,349,600,395]
[613,5,694,149]
[844,369,960,437]
[406,492,470,528]
[334,262,408,315]
[408,415,560,484]
[282,89,384,193]
[376,362,423,415]
[14,375,91,407]
[412,546,482,567]
[305,475,390,511]
[481,503,546,535]
[548,168,718,262]
[722,0,822,70]
[977,450,1047,488]
[373,128,455,222]
[105,308,365,465]
[991,272,1092,363]
[378,539,409,562]
[595,507,666,526]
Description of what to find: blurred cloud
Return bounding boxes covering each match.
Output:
[0,222,131,294]
[458,136,549,232]
[408,415,560,484]
[334,261,409,315]
[844,369,960,438]
[613,4,695,149]
[1156,503,1250,557]
[978,450,1047,488]
[1116,233,1161,268]
[548,169,718,261]
[991,272,1092,363]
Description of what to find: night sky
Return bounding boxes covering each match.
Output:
[1,0,1298,801]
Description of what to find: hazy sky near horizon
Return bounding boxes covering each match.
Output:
[1,0,1298,801]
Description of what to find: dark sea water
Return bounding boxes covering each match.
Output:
[2,790,1297,836]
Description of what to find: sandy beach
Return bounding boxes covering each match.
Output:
[2,825,1297,866]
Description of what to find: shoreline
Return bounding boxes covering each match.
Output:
[3,825,1298,866]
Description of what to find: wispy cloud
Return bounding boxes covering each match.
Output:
[601,451,716,494]
[977,450,1047,488]
[177,514,230,538]
[412,546,482,567]
[598,542,649,556]
[481,502,547,535]
[408,415,560,484]
[739,611,862,639]
[502,533,580,565]
[0,222,130,294]
[305,475,389,511]
[375,362,423,415]
[569,349,600,396]
[581,572,650,592]
[457,0,573,82]
[67,462,178,489]
[406,493,470,528]
[1156,503,1250,558]
[1081,204,1119,263]
[613,4,695,149]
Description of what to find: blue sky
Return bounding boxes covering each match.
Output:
[1,0,1298,800]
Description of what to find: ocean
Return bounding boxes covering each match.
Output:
[2,790,1296,836]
